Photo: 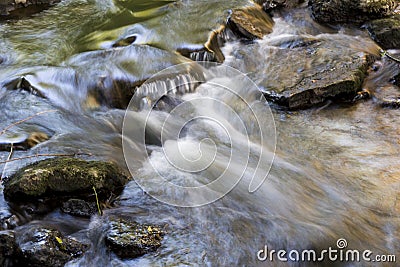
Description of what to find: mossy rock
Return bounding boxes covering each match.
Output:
[3,157,130,202]
[309,0,398,24]
[105,218,165,259]
[365,15,400,50]
[16,226,89,267]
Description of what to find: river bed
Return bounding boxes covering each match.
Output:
[0,0,399,266]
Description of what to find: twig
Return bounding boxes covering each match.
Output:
[380,49,400,64]
[0,152,93,165]
[0,110,58,137]
[1,144,13,180]
[92,186,103,216]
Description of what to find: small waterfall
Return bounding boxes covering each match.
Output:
[131,70,205,111]
[189,50,215,62]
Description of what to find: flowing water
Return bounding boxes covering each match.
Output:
[0,0,399,266]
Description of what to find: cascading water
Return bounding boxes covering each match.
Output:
[0,0,399,266]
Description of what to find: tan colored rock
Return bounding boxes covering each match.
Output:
[228,6,274,39]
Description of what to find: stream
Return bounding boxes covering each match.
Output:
[0,0,399,266]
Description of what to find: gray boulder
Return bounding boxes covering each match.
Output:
[227,34,376,109]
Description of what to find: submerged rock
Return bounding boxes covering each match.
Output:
[16,226,89,267]
[61,199,97,218]
[309,0,398,24]
[365,15,400,50]
[4,45,198,110]
[3,157,130,202]
[105,218,165,259]
[360,55,400,108]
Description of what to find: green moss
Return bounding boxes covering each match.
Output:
[4,157,130,201]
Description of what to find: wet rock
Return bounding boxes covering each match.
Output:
[255,0,305,12]
[185,5,275,63]
[374,73,400,108]
[309,0,398,24]
[359,54,400,108]
[393,71,400,87]
[0,0,60,18]
[5,45,198,110]
[0,230,17,266]
[0,214,19,230]
[16,226,89,267]
[3,157,130,202]
[61,199,97,218]
[227,35,376,109]
[105,218,165,259]
[365,15,400,50]
[204,26,227,63]
[227,6,274,40]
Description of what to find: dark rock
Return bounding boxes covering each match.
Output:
[4,157,130,202]
[61,199,97,218]
[227,6,274,40]
[0,0,60,18]
[0,214,19,230]
[361,55,400,108]
[309,0,398,24]
[393,72,400,87]
[16,226,89,267]
[0,230,17,266]
[379,95,400,107]
[255,0,305,12]
[112,35,137,48]
[105,218,165,259]
[365,15,400,49]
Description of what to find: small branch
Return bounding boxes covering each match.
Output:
[1,144,14,180]
[0,109,58,137]
[93,186,103,216]
[0,152,93,165]
[381,49,400,64]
